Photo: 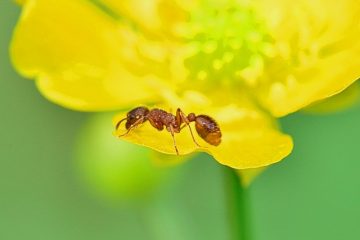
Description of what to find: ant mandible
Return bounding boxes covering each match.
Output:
[115,106,222,155]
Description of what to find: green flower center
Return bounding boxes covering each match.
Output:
[184,1,272,88]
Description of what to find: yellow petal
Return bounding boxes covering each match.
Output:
[254,0,360,116]
[11,0,161,111]
[113,93,293,169]
[304,81,360,114]
[100,0,190,37]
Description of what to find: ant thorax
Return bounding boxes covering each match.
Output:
[146,108,176,131]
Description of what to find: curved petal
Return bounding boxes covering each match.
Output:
[253,0,360,116]
[100,0,192,38]
[113,92,293,169]
[304,81,360,114]
[11,0,162,111]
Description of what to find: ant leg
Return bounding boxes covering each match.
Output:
[176,108,201,147]
[118,117,144,137]
[169,125,179,155]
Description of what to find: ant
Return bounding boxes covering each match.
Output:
[115,106,222,155]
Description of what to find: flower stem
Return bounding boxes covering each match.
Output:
[224,167,251,240]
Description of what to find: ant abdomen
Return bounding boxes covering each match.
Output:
[194,115,222,146]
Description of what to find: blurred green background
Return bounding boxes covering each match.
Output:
[1,1,360,240]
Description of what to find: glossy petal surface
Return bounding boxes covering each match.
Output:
[11,0,160,111]
[11,0,359,171]
[114,94,293,169]
[304,82,360,114]
[253,0,360,116]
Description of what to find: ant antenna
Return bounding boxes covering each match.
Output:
[115,117,128,130]
[117,117,145,137]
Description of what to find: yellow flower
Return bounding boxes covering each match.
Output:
[11,0,359,170]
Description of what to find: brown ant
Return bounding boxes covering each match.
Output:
[115,106,222,155]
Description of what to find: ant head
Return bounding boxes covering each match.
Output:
[194,115,222,146]
[116,106,149,130]
[125,106,149,129]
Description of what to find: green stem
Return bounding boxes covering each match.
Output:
[224,167,251,240]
